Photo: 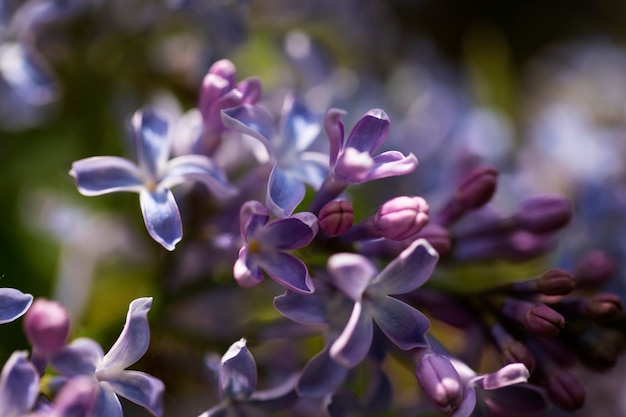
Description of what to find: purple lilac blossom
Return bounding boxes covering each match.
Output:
[234,200,318,293]
[222,95,328,217]
[27,376,97,417]
[309,107,418,213]
[0,351,39,417]
[70,108,237,250]
[50,297,164,417]
[327,239,438,368]
[0,287,33,324]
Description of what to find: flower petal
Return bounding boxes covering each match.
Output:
[101,297,153,371]
[327,253,377,301]
[51,376,97,417]
[161,155,237,198]
[370,295,430,350]
[273,290,328,325]
[239,200,269,240]
[221,105,274,156]
[0,351,39,417]
[369,239,438,295]
[324,108,346,168]
[261,217,316,249]
[0,287,33,324]
[363,151,418,182]
[90,383,122,417]
[472,363,530,391]
[258,251,314,294]
[233,247,264,288]
[297,347,348,398]
[266,165,306,218]
[279,96,321,153]
[132,109,171,179]
[344,109,389,154]
[139,189,182,251]
[450,386,477,417]
[289,152,329,190]
[330,301,373,368]
[51,338,104,377]
[219,338,257,400]
[483,384,549,417]
[100,370,164,417]
[70,157,143,196]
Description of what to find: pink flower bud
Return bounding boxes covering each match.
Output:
[374,196,429,240]
[538,268,576,296]
[415,353,464,414]
[318,200,354,237]
[24,298,70,355]
[584,293,623,321]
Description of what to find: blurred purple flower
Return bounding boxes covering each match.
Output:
[0,287,33,324]
[70,108,237,250]
[222,95,328,217]
[50,297,164,417]
[234,200,318,293]
[327,239,438,368]
[0,351,39,417]
[28,376,97,417]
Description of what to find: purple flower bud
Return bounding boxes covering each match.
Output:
[414,224,451,255]
[415,353,464,414]
[583,293,623,321]
[490,324,535,371]
[514,194,572,233]
[52,376,97,417]
[318,200,354,237]
[500,299,564,337]
[24,298,70,356]
[538,269,576,296]
[574,250,616,289]
[374,196,429,241]
[544,368,585,411]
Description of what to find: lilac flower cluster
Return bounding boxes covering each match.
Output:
[2,38,626,417]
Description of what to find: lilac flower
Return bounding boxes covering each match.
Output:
[70,108,237,250]
[327,239,438,368]
[0,351,39,417]
[50,298,164,417]
[0,287,33,324]
[309,108,419,213]
[222,95,328,217]
[234,200,318,293]
[27,376,97,417]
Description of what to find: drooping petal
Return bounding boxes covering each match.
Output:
[344,109,389,154]
[239,200,269,241]
[101,297,153,371]
[472,363,530,391]
[363,151,418,182]
[70,157,144,196]
[273,291,328,325]
[219,338,257,400]
[482,384,549,417]
[324,108,346,168]
[99,370,164,417]
[233,247,264,288]
[266,164,306,218]
[261,217,316,249]
[327,253,377,301]
[0,351,39,417]
[0,287,33,324]
[90,383,122,417]
[279,96,321,153]
[450,386,477,417]
[51,338,104,377]
[221,105,274,156]
[329,301,373,368]
[370,295,430,350]
[297,347,348,398]
[132,109,171,179]
[369,239,439,295]
[139,189,182,251]
[257,251,314,294]
[161,155,237,198]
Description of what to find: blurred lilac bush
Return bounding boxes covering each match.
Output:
[1,1,626,417]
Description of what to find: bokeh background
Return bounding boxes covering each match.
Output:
[2,0,626,416]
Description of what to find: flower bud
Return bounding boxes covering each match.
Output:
[374,196,429,240]
[24,298,70,355]
[318,200,354,237]
[490,323,535,371]
[500,298,564,337]
[574,250,616,289]
[514,195,572,233]
[414,223,451,255]
[537,268,576,296]
[415,353,464,414]
[544,368,585,411]
[584,293,623,321]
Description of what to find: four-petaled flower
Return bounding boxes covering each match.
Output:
[234,200,318,293]
[70,108,237,250]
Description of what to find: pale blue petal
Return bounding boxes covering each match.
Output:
[90,383,122,417]
[139,189,182,251]
[221,105,274,156]
[266,164,305,218]
[279,97,321,153]
[100,370,164,417]
[369,239,439,295]
[0,287,33,324]
[273,291,328,325]
[0,351,39,417]
[288,152,329,190]
[344,109,389,154]
[132,109,170,179]
[297,348,348,398]
[161,155,237,199]
[257,251,314,294]
[219,339,257,400]
[101,297,153,371]
[327,253,377,301]
[370,295,430,350]
[260,217,316,249]
[70,157,143,196]
[330,301,373,368]
[363,151,418,182]
[51,338,104,377]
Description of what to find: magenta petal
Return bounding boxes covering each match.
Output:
[238,77,262,104]
[267,165,306,218]
[274,291,328,325]
[297,348,348,398]
[258,251,314,294]
[330,301,373,368]
[52,376,97,417]
[162,155,237,199]
[369,239,439,295]
[344,109,389,154]
[102,370,164,417]
[327,253,377,301]
[70,157,143,196]
[139,189,182,251]
[370,295,430,350]
[364,151,418,182]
